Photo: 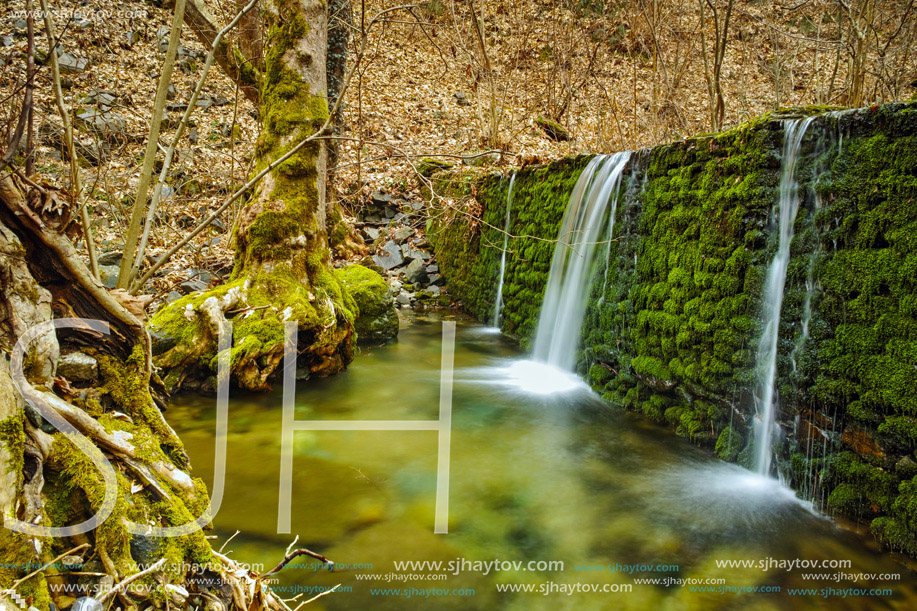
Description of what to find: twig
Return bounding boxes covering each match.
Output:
[219,529,241,553]
[96,558,167,603]
[292,585,341,610]
[9,543,90,591]
[38,0,99,279]
[128,0,260,287]
[263,548,333,577]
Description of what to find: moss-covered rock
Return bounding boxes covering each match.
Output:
[429,102,917,556]
[334,264,399,342]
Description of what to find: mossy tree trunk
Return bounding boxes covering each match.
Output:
[151,0,362,391]
[0,174,270,610]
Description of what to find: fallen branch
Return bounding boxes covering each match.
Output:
[96,558,166,603]
[9,543,90,591]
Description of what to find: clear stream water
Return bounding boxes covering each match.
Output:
[167,312,916,610]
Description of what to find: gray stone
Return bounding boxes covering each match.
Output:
[71,599,102,611]
[58,52,89,75]
[428,273,443,286]
[166,102,189,112]
[98,250,122,266]
[425,285,442,296]
[403,258,429,284]
[99,265,119,288]
[57,352,98,382]
[396,292,412,305]
[164,291,183,304]
[129,534,160,565]
[0,35,14,47]
[372,241,403,270]
[362,226,381,241]
[393,226,413,243]
[13,19,28,32]
[157,26,171,52]
[425,264,439,273]
[180,279,207,294]
[150,327,177,356]
[60,555,84,570]
[404,246,430,261]
[370,191,395,206]
[75,110,127,139]
[390,279,403,293]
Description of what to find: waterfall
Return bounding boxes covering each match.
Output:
[753,118,814,477]
[532,152,631,370]
[493,172,516,327]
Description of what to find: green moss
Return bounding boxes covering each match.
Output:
[428,101,917,556]
[0,413,25,476]
[334,265,399,341]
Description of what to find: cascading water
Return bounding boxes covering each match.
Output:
[753,118,814,477]
[492,172,516,327]
[532,152,631,370]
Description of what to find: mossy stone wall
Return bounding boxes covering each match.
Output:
[428,102,917,556]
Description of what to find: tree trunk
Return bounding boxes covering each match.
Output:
[0,173,246,610]
[150,0,383,392]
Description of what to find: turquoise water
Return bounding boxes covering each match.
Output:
[167,312,916,610]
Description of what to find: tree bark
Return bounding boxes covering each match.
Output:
[150,0,364,391]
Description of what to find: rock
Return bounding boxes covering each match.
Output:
[60,555,84,570]
[396,292,412,305]
[56,597,77,610]
[384,206,396,219]
[211,95,230,106]
[129,534,161,565]
[164,291,183,304]
[535,115,571,141]
[335,265,399,341]
[157,26,171,52]
[97,250,122,266]
[370,191,395,206]
[372,240,404,270]
[0,35,14,47]
[74,110,127,140]
[13,19,28,33]
[125,30,141,47]
[167,102,189,112]
[402,258,429,284]
[390,280,403,293]
[71,598,102,611]
[393,226,413,243]
[402,246,430,261]
[425,285,442,296]
[58,52,89,74]
[428,273,443,286]
[150,327,178,357]
[362,226,381,241]
[180,279,207,294]
[167,84,177,100]
[99,265,119,289]
[454,91,471,106]
[896,455,917,479]
[57,353,98,382]
[425,264,439,273]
